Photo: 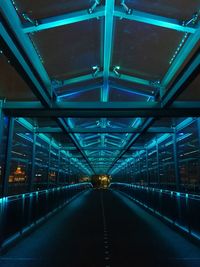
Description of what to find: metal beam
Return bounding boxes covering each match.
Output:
[57,82,102,99]
[23,7,105,33]
[162,49,200,106]
[108,118,154,174]
[3,101,200,118]
[161,26,200,95]
[21,6,196,35]
[0,0,51,88]
[110,72,154,88]
[102,0,115,102]
[110,82,154,98]
[0,23,51,106]
[114,8,196,34]
[53,73,103,89]
[57,118,96,174]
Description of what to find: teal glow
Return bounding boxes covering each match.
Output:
[111,118,196,175]
[23,8,105,33]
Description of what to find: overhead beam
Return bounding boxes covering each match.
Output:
[108,118,154,174]
[110,72,154,88]
[114,8,196,34]
[102,0,115,102]
[161,26,200,95]
[53,73,103,90]
[110,82,154,98]
[57,118,96,174]
[0,23,51,107]
[162,49,200,106]
[23,7,105,33]
[57,82,102,99]
[22,7,196,34]
[3,101,200,118]
[0,0,51,88]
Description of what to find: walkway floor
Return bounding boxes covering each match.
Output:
[1,189,200,267]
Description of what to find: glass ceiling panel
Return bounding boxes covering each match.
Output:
[112,19,185,80]
[0,53,36,100]
[15,0,105,20]
[29,19,102,80]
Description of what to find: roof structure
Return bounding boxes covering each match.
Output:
[0,0,200,175]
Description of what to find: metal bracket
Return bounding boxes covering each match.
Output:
[88,0,101,14]
[120,0,132,15]
[22,13,38,26]
[182,12,199,27]
[112,66,121,77]
[51,79,63,88]
[92,65,100,77]
[150,80,161,88]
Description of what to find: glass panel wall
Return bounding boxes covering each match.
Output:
[0,116,9,196]
[113,118,200,194]
[8,120,33,195]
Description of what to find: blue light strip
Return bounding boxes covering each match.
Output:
[111,182,200,240]
[57,87,98,100]
[113,86,154,99]
[1,183,92,248]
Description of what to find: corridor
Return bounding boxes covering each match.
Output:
[1,189,200,267]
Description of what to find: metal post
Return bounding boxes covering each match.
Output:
[156,140,161,187]
[47,140,52,188]
[0,102,4,195]
[197,118,200,181]
[173,130,181,191]
[2,117,14,196]
[146,149,150,186]
[133,158,136,184]
[138,154,141,184]
[28,129,36,192]
[57,147,61,185]
[0,101,3,145]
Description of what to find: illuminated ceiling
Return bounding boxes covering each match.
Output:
[0,0,199,175]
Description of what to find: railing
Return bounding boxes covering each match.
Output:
[0,183,92,249]
[110,182,200,241]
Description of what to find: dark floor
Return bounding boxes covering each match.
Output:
[1,189,200,267]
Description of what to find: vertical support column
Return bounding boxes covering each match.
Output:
[173,130,181,191]
[0,101,4,195]
[133,158,136,184]
[57,147,61,185]
[2,117,14,196]
[138,153,141,184]
[28,129,36,192]
[197,118,200,181]
[0,101,3,146]
[47,140,52,188]
[146,149,150,186]
[130,159,133,184]
[156,140,161,188]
